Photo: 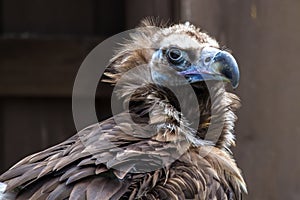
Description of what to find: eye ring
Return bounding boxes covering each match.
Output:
[166,48,184,65]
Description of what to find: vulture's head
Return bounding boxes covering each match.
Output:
[148,26,239,89]
[104,20,241,151]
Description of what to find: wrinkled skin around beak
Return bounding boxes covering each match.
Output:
[179,47,240,89]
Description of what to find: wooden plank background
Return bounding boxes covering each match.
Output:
[1,0,299,199]
[179,1,300,199]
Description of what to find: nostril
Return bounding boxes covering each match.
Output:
[205,57,212,63]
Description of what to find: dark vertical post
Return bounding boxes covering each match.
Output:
[0,0,2,34]
[0,99,4,173]
[0,0,3,174]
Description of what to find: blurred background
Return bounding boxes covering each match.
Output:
[0,0,300,199]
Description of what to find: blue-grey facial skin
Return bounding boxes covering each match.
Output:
[150,46,240,89]
[150,50,191,87]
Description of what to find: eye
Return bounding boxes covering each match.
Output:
[166,48,185,65]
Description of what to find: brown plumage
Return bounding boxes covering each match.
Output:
[0,20,247,200]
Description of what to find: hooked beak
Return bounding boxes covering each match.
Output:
[179,47,240,89]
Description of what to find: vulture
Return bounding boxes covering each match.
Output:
[0,20,247,200]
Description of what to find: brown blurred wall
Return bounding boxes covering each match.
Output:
[181,1,300,199]
[1,1,300,199]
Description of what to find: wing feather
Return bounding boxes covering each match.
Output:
[0,115,245,200]
[86,177,122,200]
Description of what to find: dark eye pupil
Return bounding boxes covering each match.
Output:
[167,48,184,65]
[169,49,181,60]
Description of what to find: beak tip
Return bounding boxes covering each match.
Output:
[232,81,239,89]
[230,65,240,89]
[215,51,240,89]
